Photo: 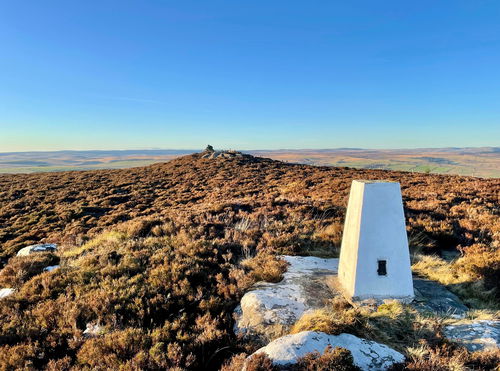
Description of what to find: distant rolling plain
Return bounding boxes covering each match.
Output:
[0,147,498,178]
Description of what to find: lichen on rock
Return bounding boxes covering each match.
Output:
[16,243,57,257]
[234,256,339,341]
[249,331,405,370]
[444,320,500,351]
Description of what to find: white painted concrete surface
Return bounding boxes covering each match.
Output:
[339,180,414,301]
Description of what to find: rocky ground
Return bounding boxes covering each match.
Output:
[234,256,499,370]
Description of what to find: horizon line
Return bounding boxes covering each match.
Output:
[0,146,499,155]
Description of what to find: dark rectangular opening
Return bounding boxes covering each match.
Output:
[377,260,387,276]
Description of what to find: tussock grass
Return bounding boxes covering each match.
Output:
[412,254,466,285]
[0,252,60,287]
[240,252,288,283]
[290,299,500,370]
[464,309,500,321]
[290,308,361,335]
[290,297,361,336]
[61,231,127,258]
[291,299,443,353]
[412,254,499,309]
[398,345,500,371]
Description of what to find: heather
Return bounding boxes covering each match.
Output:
[0,154,498,369]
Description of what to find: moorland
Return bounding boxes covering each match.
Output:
[1,147,499,178]
[0,151,498,370]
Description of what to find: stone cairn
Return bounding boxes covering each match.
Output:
[201,145,243,159]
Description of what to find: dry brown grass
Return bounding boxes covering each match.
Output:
[240,252,288,283]
[394,345,500,371]
[0,152,498,369]
[290,304,361,336]
[294,346,361,371]
[290,299,500,370]
[0,252,59,287]
[221,352,277,371]
[1,152,498,265]
[412,254,499,309]
[291,299,443,353]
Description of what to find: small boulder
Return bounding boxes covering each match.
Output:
[0,288,15,299]
[250,331,404,370]
[83,323,104,337]
[444,320,500,351]
[17,243,57,257]
[234,256,339,340]
[43,265,60,272]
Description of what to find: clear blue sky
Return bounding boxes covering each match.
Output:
[1,1,499,151]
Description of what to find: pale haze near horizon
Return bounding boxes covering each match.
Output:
[1,1,499,152]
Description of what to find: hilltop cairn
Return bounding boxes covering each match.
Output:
[201,144,243,159]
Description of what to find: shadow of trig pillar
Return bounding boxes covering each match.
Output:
[338,180,414,303]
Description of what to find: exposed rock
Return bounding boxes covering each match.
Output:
[444,320,500,351]
[17,243,57,257]
[250,331,405,370]
[412,278,468,318]
[353,278,468,316]
[234,256,339,340]
[83,323,104,337]
[440,249,460,262]
[0,288,15,299]
[43,265,60,272]
[201,149,244,159]
[234,255,471,340]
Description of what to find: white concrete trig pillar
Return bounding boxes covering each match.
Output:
[338,180,414,302]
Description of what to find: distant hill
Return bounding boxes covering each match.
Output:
[251,147,500,178]
[0,149,195,173]
[0,147,498,178]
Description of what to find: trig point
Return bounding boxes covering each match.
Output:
[338,180,414,303]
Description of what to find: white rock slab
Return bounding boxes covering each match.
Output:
[444,320,500,351]
[83,323,105,337]
[0,288,15,299]
[339,180,414,302]
[17,243,57,257]
[234,256,338,339]
[251,331,404,370]
[43,265,60,272]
